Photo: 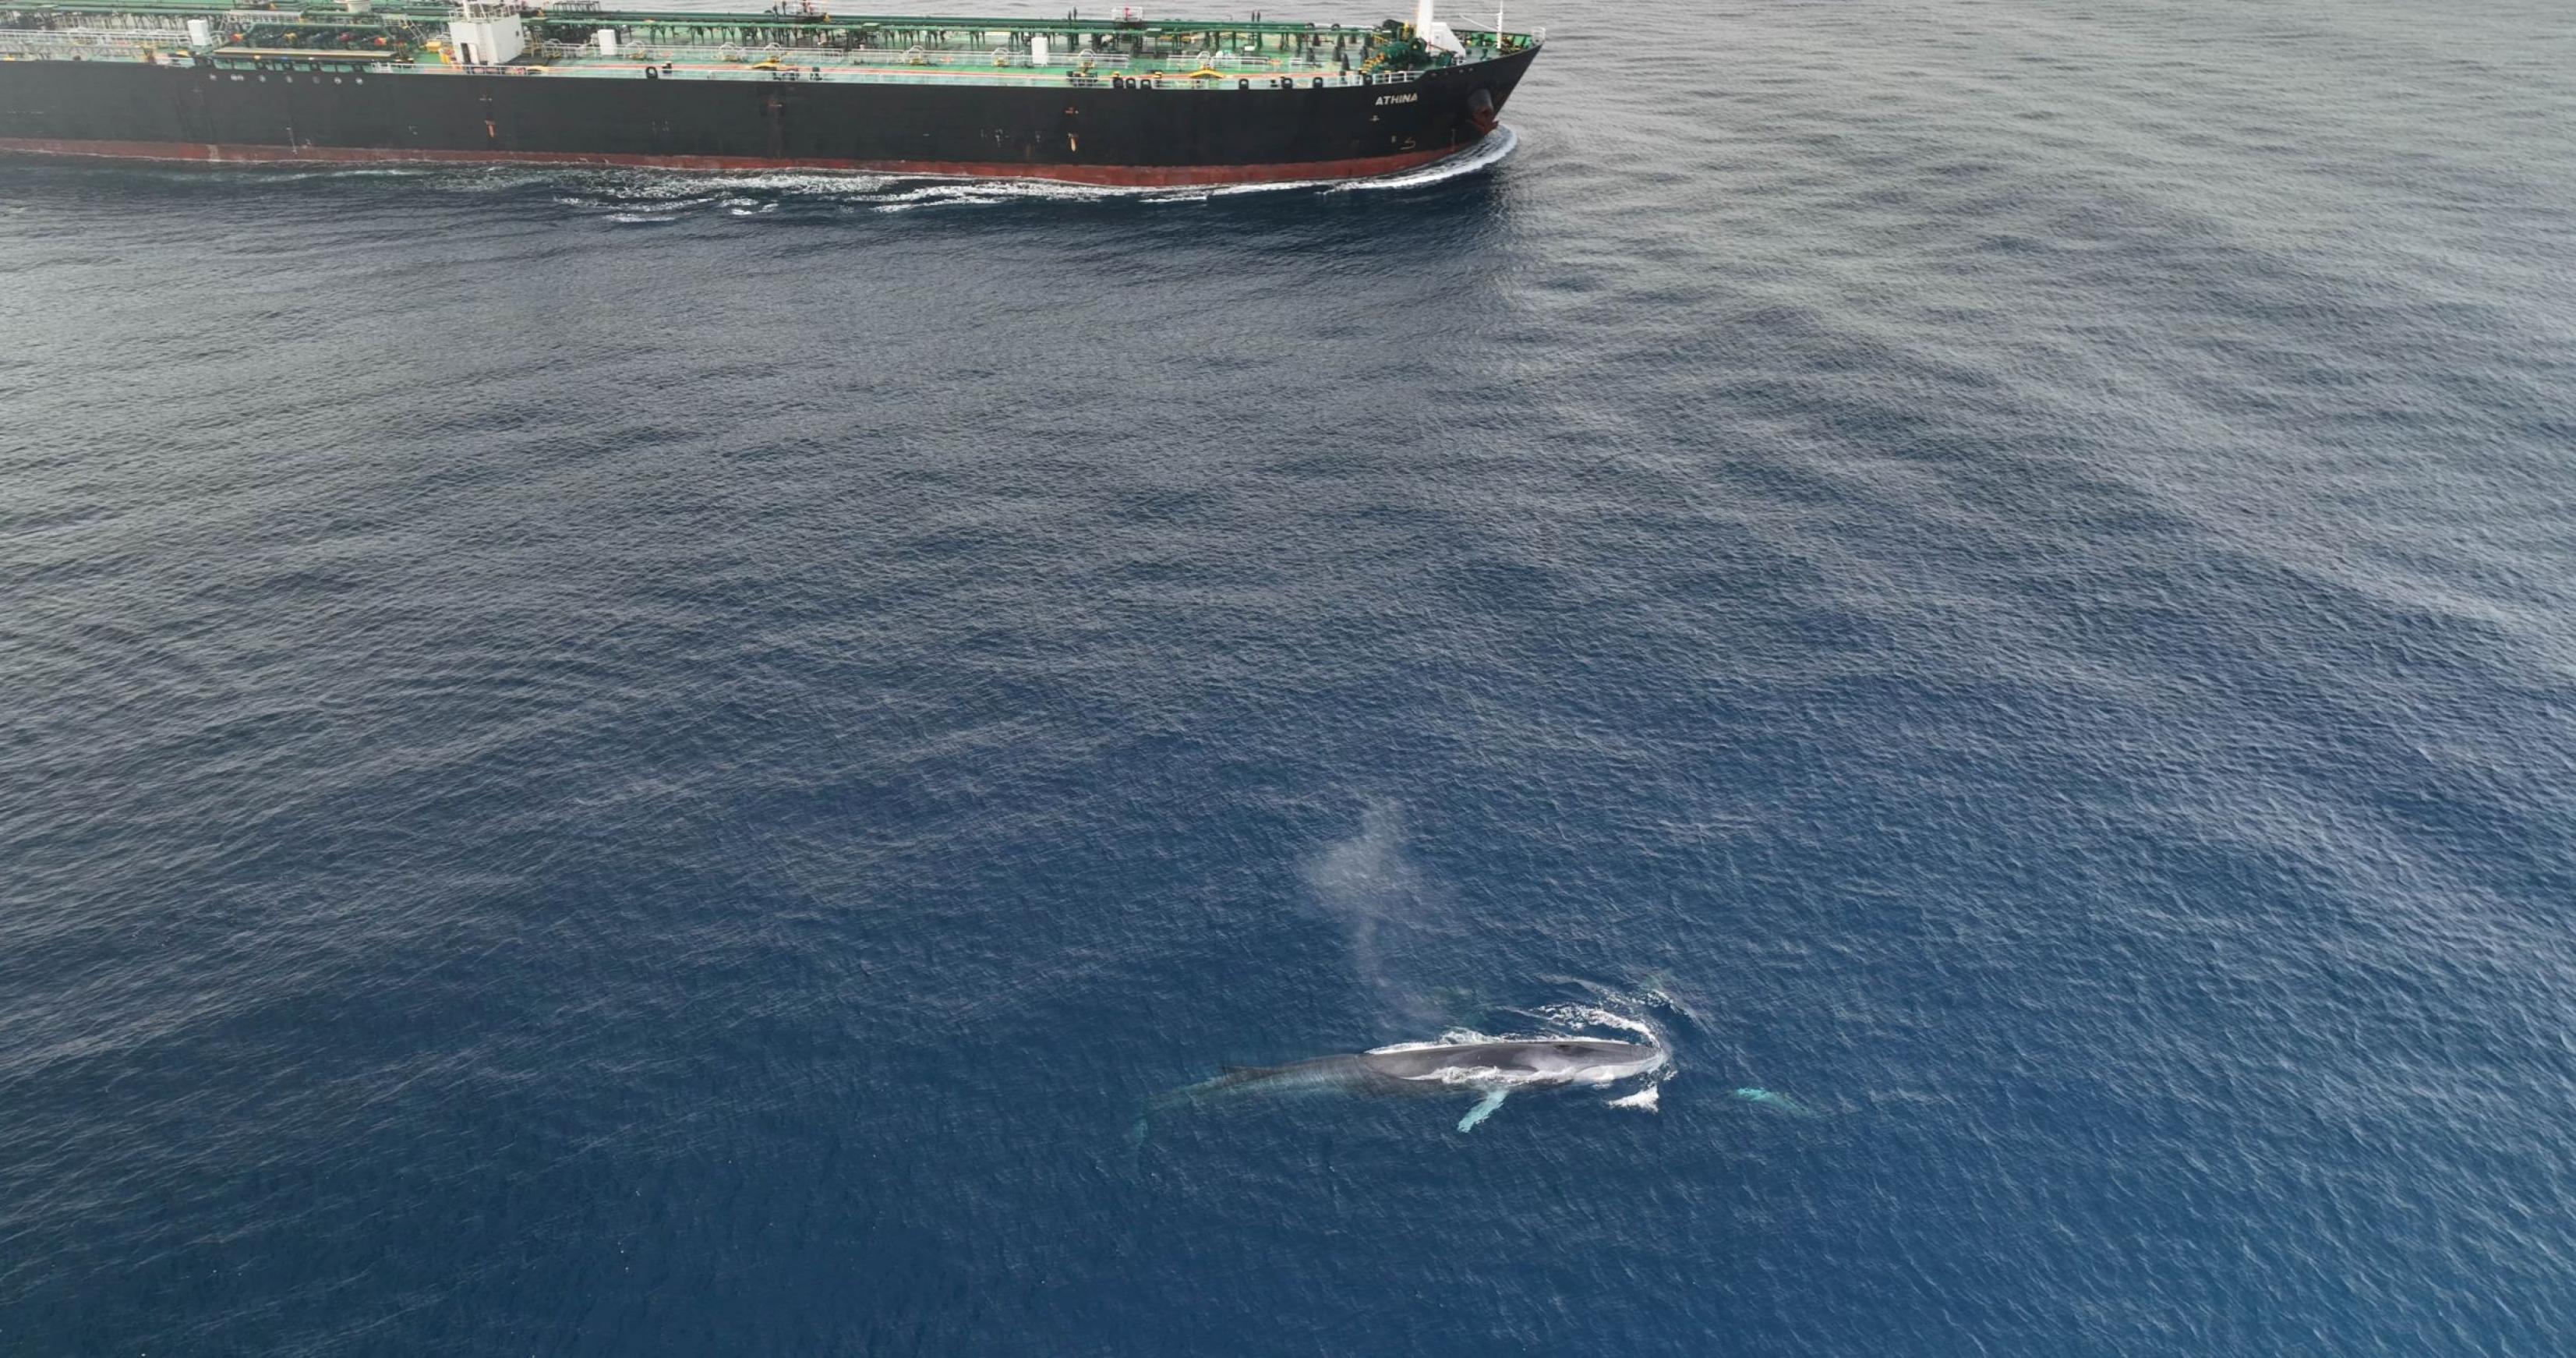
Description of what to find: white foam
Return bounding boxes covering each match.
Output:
[546,123,1516,220]
[1535,1003,1662,1044]
[1327,125,1518,193]
[587,171,887,200]
[1147,124,1519,201]
[612,191,720,209]
[1606,1086,1661,1113]
[868,177,1140,212]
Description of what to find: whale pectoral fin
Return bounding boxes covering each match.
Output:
[1457,1091,1509,1133]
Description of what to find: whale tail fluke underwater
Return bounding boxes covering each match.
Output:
[1731,1087,1822,1117]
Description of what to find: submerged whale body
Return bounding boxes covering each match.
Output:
[1731,1087,1819,1117]
[1145,1038,1667,1136]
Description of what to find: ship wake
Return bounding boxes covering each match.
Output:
[533,127,1519,219]
[78,128,1517,220]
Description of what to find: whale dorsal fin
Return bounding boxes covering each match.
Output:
[1221,1065,1260,1075]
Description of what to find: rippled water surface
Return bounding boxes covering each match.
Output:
[5,1,2574,1353]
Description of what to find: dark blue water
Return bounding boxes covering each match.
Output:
[5,0,2574,1352]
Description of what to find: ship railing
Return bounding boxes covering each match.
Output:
[375,53,1410,87]
[606,44,1181,72]
[1193,51,1318,69]
[0,27,192,58]
[1442,23,1544,44]
[0,27,193,46]
[214,10,338,29]
[586,41,1361,72]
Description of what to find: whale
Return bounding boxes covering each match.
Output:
[1143,1037,1668,1137]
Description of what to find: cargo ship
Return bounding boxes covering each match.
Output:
[0,0,1542,184]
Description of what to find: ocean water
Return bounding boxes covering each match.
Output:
[5,0,2574,1352]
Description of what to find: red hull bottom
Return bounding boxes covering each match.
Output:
[0,136,1471,186]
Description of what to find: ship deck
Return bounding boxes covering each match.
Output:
[193,49,1462,89]
[1,2,1542,91]
[6,49,1470,91]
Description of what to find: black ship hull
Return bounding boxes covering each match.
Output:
[0,47,1534,184]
